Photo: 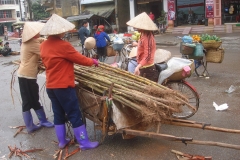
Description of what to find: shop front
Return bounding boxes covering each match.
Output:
[135,0,163,22]
[222,0,240,23]
[176,0,205,26]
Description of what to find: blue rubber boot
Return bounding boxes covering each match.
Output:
[35,107,54,128]
[73,125,99,150]
[22,111,41,133]
[54,125,70,149]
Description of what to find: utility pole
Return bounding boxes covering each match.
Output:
[18,0,23,21]
[53,0,56,14]
[115,0,119,32]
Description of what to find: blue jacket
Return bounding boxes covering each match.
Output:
[94,32,110,48]
[78,26,90,44]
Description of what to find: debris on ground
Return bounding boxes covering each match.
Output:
[9,126,27,138]
[7,145,43,159]
[53,139,80,160]
[171,150,212,160]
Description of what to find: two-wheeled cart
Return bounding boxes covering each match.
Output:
[73,83,240,151]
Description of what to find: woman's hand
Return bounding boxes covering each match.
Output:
[132,41,138,47]
[134,64,142,75]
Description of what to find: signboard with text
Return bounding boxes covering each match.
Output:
[206,0,214,18]
[167,0,176,20]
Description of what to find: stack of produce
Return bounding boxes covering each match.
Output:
[73,62,196,123]
[13,60,195,123]
[192,35,201,43]
[131,31,141,41]
[201,34,224,63]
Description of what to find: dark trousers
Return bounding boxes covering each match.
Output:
[97,46,107,62]
[18,77,42,112]
[140,65,159,82]
[46,87,83,128]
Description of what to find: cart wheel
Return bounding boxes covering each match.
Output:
[194,54,209,77]
[166,81,199,119]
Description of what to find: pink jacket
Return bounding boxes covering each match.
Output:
[137,32,156,67]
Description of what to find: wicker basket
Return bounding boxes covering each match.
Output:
[168,59,195,81]
[202,41,222,49]
[181,43,195,55]
[107,46,117,57]
[206,48,224,63]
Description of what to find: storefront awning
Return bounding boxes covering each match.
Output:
[82,4,115,18]
[67,14,104,22]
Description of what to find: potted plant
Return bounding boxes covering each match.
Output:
[157,11,167,33]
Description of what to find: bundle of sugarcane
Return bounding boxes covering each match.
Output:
[73,62,195,122]
[12,60,194,122]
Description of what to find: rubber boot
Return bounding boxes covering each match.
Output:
[73,125,99,150]
[35,107,54,127]
[22,111,41,133]
[54,125,70,149]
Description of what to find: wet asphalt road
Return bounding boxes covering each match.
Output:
[0,34,240,160]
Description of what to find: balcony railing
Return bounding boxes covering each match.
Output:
[0,0,16,5]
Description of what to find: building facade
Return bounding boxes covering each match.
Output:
[0,0,24,35]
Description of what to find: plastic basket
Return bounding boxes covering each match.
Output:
[113,43,124,51]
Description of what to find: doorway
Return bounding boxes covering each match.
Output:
[176,0,205,26]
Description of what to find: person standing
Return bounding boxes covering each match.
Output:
[149,12,155,21]
[126,12,159,82]
[40,14,99,150]
[18,22,54,133]
[94,25,110,62]
[78,20,90,53]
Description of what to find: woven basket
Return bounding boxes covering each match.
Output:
[107,46,117,57]
[168,59,195,81]
[206,48,224,63]
[202,41,222,49]
[181,44,195,55]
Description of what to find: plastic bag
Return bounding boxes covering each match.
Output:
[158,57,192,84]
[113,37,124,44]
[182,36,193,43]
[193,43,204,57]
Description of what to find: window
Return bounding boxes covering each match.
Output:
[16,11,20,17]
[72,0,77,6]
[0,10,12,18]
[0,0,15,4]
[56,0,61,8]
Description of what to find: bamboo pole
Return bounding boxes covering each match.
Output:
[162,121,240,134]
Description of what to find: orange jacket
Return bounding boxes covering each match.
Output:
[137,32,156,67]
[40,36,94,88]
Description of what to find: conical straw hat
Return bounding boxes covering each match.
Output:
[84,37,96,50]
[129,48,171,63]
[40,14,75,35]
[22,22,45,42]
[126,12,158,31]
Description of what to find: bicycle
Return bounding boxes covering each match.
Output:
[118,44,200,119]
[176,36,209,77]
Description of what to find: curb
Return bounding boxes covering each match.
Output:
[156,41,178,46]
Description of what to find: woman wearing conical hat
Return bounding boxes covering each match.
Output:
[40,14,99,150]
[126,12,159,82]
[18,22,54,133]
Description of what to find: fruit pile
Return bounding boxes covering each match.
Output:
[192,35,201,42]
[201,34,221,42]
[131,31,141,41]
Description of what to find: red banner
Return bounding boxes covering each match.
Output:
[206,0,214,18]
[167,0,175,20]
